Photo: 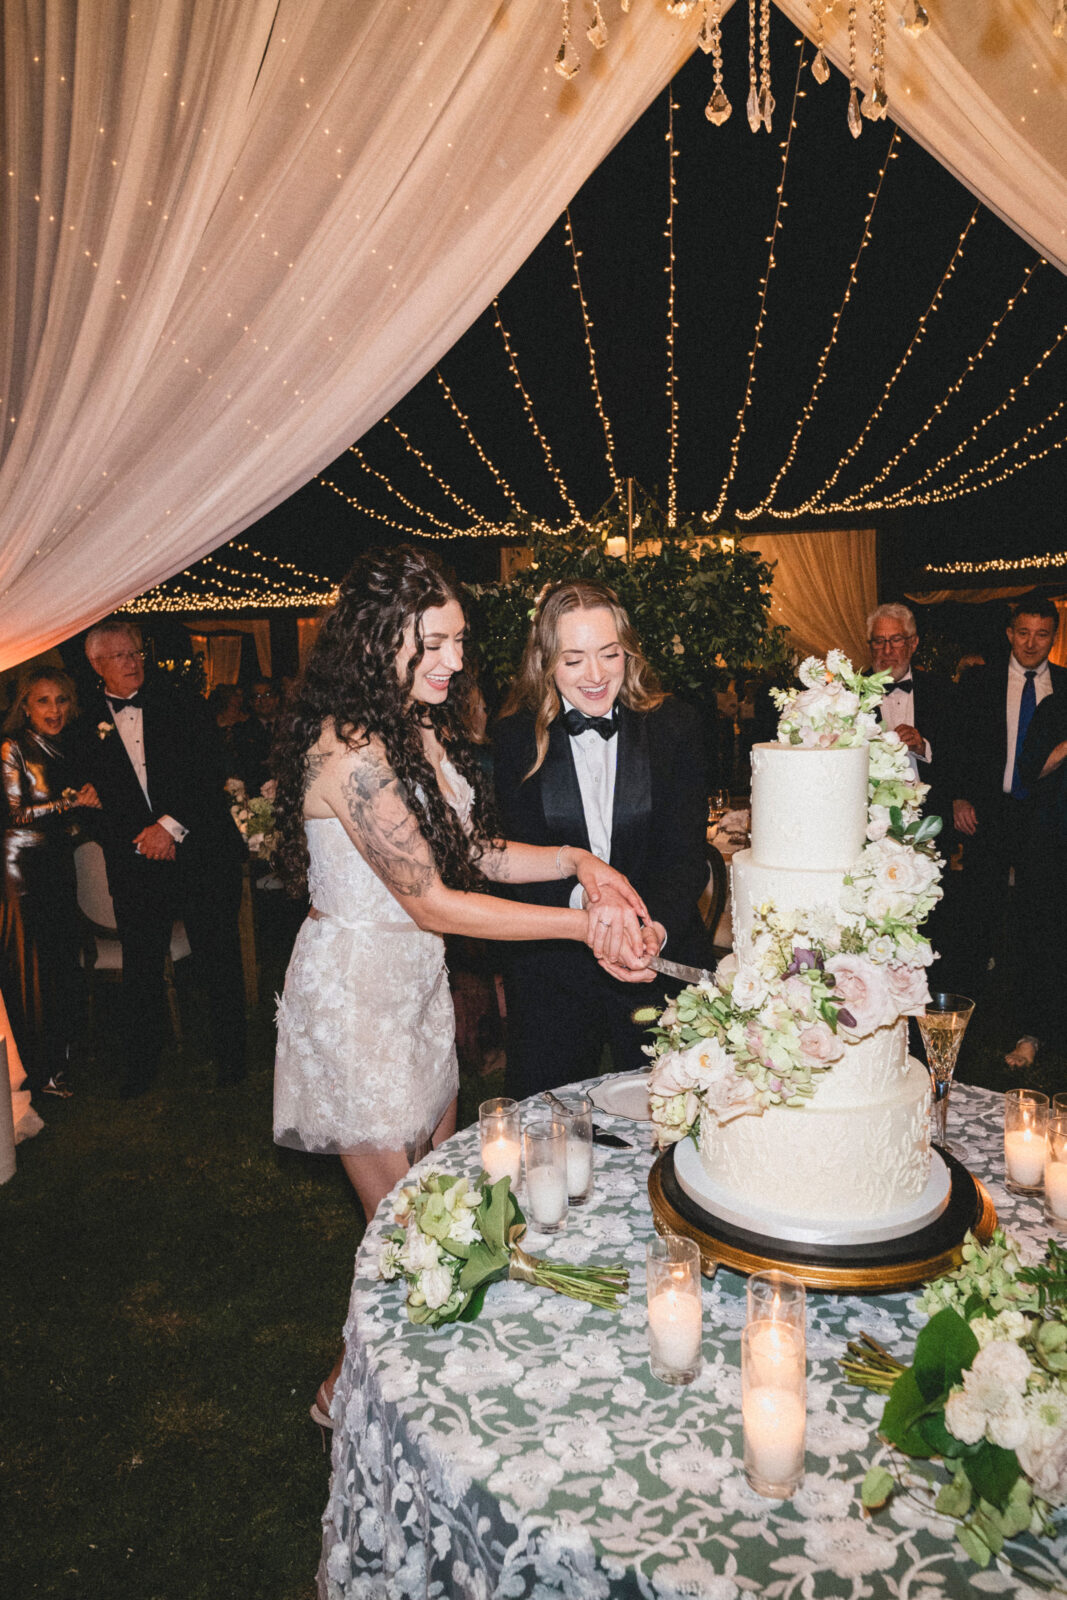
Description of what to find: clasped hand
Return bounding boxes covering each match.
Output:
[133,821,177,861]
[576,864,664,984]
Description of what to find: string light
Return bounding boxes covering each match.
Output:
[817,258,1048,512]
[708,36,807,522]
[666,94,680,526]
[346,441,464,535]
[794,208,980,514]
[433,370,531,520]
[924,547,1067,576]
[382,417,495,525]
[492,299,582,519]
[123,544,339,612]
[564,207,622,503]
[850,402,1066,511]
[738,125,900,519]
[319,469,572,543]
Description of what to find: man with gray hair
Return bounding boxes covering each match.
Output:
[867,602,954,824]
[83,616,246,1097]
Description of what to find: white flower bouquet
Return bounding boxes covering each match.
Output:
[225,777,278,858]
[378,1168,629,1326]
[844,1231,1067,1585]
[639,653,944,1148]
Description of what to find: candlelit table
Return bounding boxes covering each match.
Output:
[318,1083,1066,1599]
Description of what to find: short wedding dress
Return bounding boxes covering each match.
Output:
[273,765,470,1157]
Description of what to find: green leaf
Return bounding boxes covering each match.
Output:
[478,1178,518,1253]
[912,1307,979,1402]
[888,805,904,831]
[935,1472,972,1520]
[957,1523,992,1568]
[916,1408,972,1459]
[966,1441,1020,1511]
[972,1504,1005,1556]
[880,1368,937,1457]
[457,1284,488,1322]
[457,1238,510,1293]
[860,1466,895,1509]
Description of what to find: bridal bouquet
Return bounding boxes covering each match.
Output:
[377,1169,629,1326]
[225,777,278,858]
[843,1230,1067,1586]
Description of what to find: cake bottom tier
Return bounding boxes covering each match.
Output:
[694,1050,939,1241]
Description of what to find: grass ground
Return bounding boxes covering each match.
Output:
[1,891,1062,1599]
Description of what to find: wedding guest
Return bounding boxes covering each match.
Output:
[208,684,248,782]
[868,603,954,824]
[1004,687,1067,1072]
[493,579,713,1099]
[240,678,281,794]
[0,668,100,1097]
[82,618,247,1096]
[950,599,1066,1053]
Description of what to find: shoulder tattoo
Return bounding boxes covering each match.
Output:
[341,752,435,898]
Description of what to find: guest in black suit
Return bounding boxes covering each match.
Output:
[949,598,1066,1065]
[1011,690,1067,1074]
[867,603,955,825]
[494,580,712,1099]
[83,618,247,1096]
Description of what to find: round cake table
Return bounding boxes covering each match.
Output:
[318,1082,1066,1599]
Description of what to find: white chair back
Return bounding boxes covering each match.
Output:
[74,840,119,934]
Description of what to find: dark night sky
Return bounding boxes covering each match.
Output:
[243,8,1067,593]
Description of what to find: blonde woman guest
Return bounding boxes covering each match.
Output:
[493,579,713,1099]
[0,669,100,1096]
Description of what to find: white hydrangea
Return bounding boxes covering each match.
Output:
[944,1340,1032,1451]
[1018,1387,1067,1508]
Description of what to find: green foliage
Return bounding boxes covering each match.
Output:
[860,1466,895,1509]
[467,491,789,698]
[1019,1238,1067,1312]
[912,1308,980,1402]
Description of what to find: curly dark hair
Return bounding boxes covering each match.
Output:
[274,545,499,895]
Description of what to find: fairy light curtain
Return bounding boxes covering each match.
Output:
[1,1,1065,671]
[739,528,877,663]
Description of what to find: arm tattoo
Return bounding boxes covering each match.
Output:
[478,840,512,882]
[341,752,436,898]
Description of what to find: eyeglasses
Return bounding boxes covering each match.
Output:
[97,650,144,664]
[868,634,914,649]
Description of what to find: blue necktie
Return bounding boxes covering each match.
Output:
[1010,670,1037,798]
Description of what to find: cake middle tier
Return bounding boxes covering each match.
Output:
[731,849,850,951]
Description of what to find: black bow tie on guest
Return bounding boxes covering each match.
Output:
[106,690,143,712]
[562,706,618,741]
[885,678,913,694]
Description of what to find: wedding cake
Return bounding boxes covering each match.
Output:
[646,654,947,1246]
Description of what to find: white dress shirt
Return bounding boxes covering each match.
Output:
[108,699,186,842]
[562,698,617,909]
[879,676,931,774]
[1002,655,1053,793]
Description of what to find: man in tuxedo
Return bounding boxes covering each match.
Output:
[867,603,954,826]
[83,618,247,1096]
[949,598,1066,1059]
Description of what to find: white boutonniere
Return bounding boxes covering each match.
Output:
[97,721,114,740]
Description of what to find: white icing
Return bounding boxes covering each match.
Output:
[703,743,933,1233]
[749,743,868,872]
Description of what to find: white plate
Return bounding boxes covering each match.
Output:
[589,1074,651,1121]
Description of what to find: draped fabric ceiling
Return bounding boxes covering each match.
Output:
[2,1,1065,671]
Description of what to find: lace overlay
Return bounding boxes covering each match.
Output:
[273,764,471,1156]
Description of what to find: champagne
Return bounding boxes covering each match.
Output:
[917,1011,968,1085]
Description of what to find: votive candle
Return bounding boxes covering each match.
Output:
[479,1097,521,1187]
[743,1270,806,1499]
[647,1234,702,1385]
[1045,1108,1067,1228]
[523,1117,568,1232]
[1004,1089,1048,1194]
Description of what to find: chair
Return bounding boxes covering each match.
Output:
[700,843,730,951]
[74,840,190,1040]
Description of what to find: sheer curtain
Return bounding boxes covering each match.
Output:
[740,529,878,663]
[2,2,1065,671]
[0,0,694,668]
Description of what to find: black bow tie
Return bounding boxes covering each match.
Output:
[562,707,618,741]
[885,678,913,694]
[106,691,143,712]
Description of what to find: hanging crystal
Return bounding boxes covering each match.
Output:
[1053,0,1065,37]
[861,74,889,119]
[555,0,580,78]
[758,0,774,131]
[666,0,698,15]
[899,0,930,34]
[746,0,760,130]
[847,84,863,137]
[810,0,831,84]
[586,1,608,49]
[698,0,714,53]
[704,1,731,123]
[864,0,889,119]
[758,83,775,130]
[706,87,732,124]
[811,48,830,84]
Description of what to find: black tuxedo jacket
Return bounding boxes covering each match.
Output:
[901,668,956,829]
[82,684,244,909]
[492,696,712,969]
[951,658,1067,820]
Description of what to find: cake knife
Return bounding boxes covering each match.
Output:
[645,954,716,986]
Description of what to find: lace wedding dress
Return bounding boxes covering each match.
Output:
[273,765,470,1157]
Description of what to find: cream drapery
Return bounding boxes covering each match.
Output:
[2,3,1065,671]
[739,529,878,664]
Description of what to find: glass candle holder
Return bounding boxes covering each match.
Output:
[478,1097,522,1188]
[1004,1088,1048,1194]
[646,1233,702,1385]
[743,1270,806,1499]
[559,1092,594,1205]
[1045,1108,1067,1229]
[523,1117,568,1232]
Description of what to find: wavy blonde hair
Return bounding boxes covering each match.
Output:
[500,580,664,777]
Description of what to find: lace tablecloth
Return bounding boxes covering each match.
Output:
[318,1083,1066,1599]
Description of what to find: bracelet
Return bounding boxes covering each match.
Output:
[555,844,568,879]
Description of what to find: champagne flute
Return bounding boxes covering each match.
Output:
[916,992,974,1158]
[707,787,732,831]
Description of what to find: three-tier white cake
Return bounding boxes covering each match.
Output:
[674,740,947,1245]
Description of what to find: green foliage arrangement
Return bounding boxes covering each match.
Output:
[467,490,789,698]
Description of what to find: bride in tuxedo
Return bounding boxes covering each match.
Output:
[271,546,654,1426]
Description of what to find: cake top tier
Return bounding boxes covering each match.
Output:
[749,742,869,872]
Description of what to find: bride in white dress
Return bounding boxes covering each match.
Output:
[271,546,657,1424]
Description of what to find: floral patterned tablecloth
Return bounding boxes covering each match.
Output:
[319,1082,1066,1599]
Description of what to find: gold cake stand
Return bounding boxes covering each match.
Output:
[648,1145,997,1293]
